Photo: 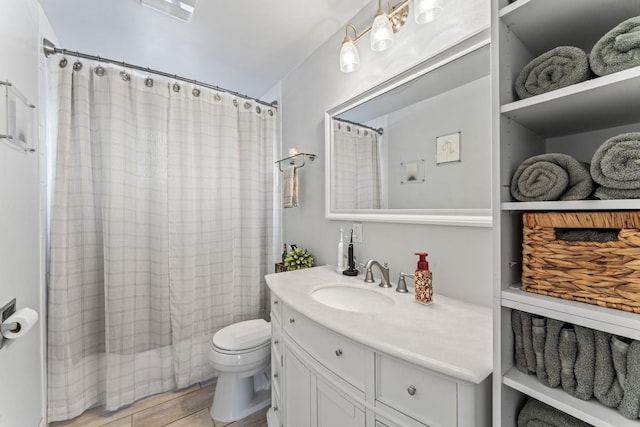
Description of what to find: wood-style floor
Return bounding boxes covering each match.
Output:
[50,381,268,427]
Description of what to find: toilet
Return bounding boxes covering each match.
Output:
[209,318,272,422]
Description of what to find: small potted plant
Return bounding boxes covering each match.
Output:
[284,246,314,271]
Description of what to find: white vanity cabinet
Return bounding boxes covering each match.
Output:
[491,0,640,425]
[269,294,491,427]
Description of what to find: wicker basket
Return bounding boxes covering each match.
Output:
[522,211,640,313]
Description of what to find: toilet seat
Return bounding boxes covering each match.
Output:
[212,319,271,352]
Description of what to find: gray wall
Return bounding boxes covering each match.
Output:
[279,0,493,307]
[0,1,49,425]
[387,76,491,209]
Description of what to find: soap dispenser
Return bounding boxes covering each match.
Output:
[414,252,433,305]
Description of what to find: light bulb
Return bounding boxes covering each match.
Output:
[370,13,394,51]
[414,0,443,24]
[340,40,360,73]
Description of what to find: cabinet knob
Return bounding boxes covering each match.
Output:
[274,300,279,304]
[289,318,295,324]
[273,406,278,411]
[335,349,343,357]
[274,339,279,345]
[407,385,416,396]
[274,373,279,379]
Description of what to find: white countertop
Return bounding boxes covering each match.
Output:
[265,265,493,384]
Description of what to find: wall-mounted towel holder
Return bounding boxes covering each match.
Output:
[275,153,316,172]
[0,80,36,154]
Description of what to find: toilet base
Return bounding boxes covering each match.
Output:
[210,371,271,423]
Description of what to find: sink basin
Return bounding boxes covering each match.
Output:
[311,284,394,313]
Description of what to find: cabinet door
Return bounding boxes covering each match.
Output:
[316,377,365,427]
[284,345,311,427]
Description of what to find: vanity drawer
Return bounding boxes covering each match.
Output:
[282,304,366,391]
[270,292,282,323]
[376,354,457,427]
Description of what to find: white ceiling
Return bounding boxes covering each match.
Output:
[39,0,370,99]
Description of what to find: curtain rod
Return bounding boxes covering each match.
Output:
[42,38,277,109]
[333,117,383,135]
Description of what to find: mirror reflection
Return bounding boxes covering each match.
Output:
[328,43,491,215]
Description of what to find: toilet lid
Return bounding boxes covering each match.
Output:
[212,319,270,351]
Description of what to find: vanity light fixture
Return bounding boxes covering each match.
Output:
[141,0,198,22]
[339,0,444,73]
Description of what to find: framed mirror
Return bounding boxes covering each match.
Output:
[325,36,492,226]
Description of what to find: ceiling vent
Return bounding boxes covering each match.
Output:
[140,0,197,22]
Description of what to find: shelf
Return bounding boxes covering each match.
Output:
[500,67,640,137]
[275,153,316,172]
[0,81,36,153]
[499,0,640,53]
[502,287,640,341]
[503,368,636,427]
[501,200,640,212]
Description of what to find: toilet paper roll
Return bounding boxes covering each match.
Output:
[1,307,38,339]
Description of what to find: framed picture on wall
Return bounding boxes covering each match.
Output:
[436,132,461,164]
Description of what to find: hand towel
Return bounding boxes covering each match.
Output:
[619,340,640,419]
[590,132,640,199]
[515,46,591,99]
[559,325,595,401]
[590,16,640,76]
[521,311,537,374]
[593,330,624,408]
[283,165,298,208]
[532,317,548,384]
[512,309,531,374]
[612,335,630,390]
[517,397,592,427]
[544,318,564,388]
[510,153,594,202]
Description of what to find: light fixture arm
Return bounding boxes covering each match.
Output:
[347,0,410,44]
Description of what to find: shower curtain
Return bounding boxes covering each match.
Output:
[47,61,275,421]
[332,121,382,209]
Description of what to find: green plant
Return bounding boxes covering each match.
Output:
[284,247,314,270]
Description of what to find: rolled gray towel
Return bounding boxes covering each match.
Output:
[594,330,624,408]
[512,309,530,374]
[521,311,537,374]
[511,153,594,202]
[544,319,564,388]
[595,186,640,199]
[590,16,640,76]
[559,326,595,400]
[517,397,592,427]
[590,133,640,194]
[619,340,640,419]
[612,336,630,389]
[515,46,591,99]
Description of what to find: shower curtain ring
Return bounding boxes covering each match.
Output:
[192,80,200,97]
[120,62,130,82]
[144,67,154,87]
[94,56,105,76]
[172,75,181,93]
[73,51,83,71]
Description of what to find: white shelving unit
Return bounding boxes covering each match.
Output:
[492,0,640,425]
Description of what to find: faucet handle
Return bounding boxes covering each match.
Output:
[396,272,413,293]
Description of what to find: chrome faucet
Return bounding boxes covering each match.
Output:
[364,259,391,288]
